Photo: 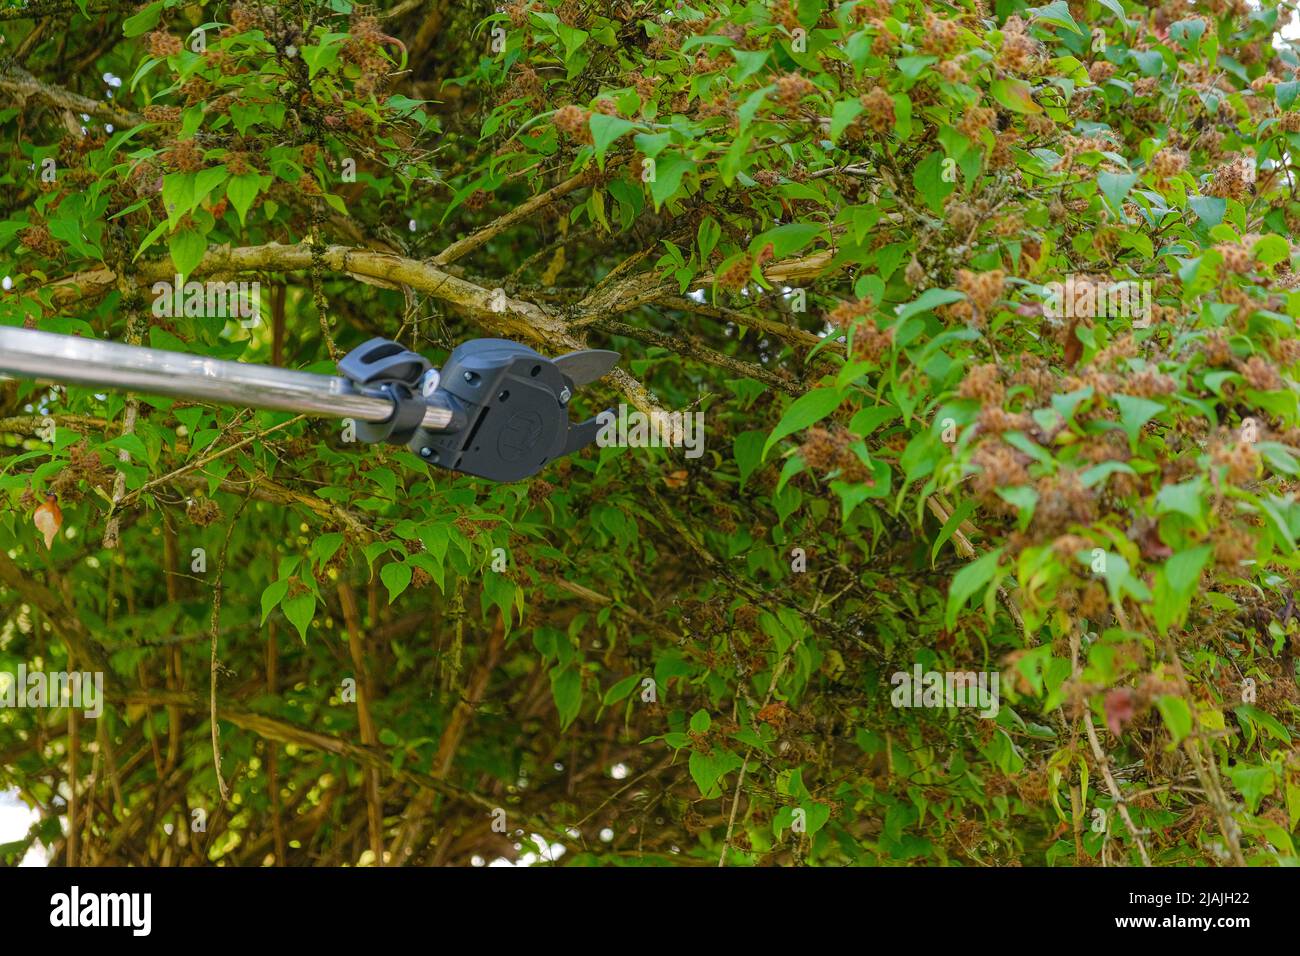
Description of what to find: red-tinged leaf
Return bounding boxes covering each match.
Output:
[1105,688,1136,738]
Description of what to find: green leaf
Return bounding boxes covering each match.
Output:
[1080,460,1137,488]
[192,165,228,207]
[1277,80,1300,111]
[688,747,744,798]
[1235,705,1291,744]
[762,387,844,460]
[282,591,315,642]
[380,560,413,603]
[589,113,635,166]
[1097,171,1138,211]
[1153,545,1211,635]
[734,430,766,489]
[1164,545,1211,595]
[168,227,207,280]
[1032,0,1084,34]
[849,405,899,437]
[906,94,936,144]
[1096,0,1129,22]
[931,498,977,565]
[123,1,163,37]
[913,151,955,212]
[997,486,1038,530]
[990,78,1042,114]
[133,218,169,261]
[1169,18,1207,49]
[945,548,1004,629]
[226,171,266,225]
[554,23,588,60]
[1114,394,1164,447]
[1156,695,1192,746]
[1288,777,1300,830]
[750,222,823,259]
[311,532,345,568]
[1253,234,1290,266]
[1155,478,1207,525]
[260,579,289,624]
[301,37,344,78]
[602,674,641,706]
[1226,763,1275,813]
[898,287,965,321]
[648,153,691,211]
[829,98,864,142]
[162,172,195,229]
[697,216,721,261]
[1188,195,1226,227]
[801,802,832,837]
[550,664,582,729]
[418,522,449,563]
[105,433,149,462]
[731,48,768,81]
[895,55,937,80]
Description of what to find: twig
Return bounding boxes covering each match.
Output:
[1071,629,1153,866]
[719,656,790,866]
[433,168,597,266]
[209,494,252,802]
[118,413,300,508]
[338,581,384,865]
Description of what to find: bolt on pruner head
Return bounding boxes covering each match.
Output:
[337,337,619,482]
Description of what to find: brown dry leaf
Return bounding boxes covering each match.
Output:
[33,493,62,550]
[1104,688,1136,738]
[756,701,791,729]
[1062,317,1084,367]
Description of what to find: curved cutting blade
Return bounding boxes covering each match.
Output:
[553,349,620,386]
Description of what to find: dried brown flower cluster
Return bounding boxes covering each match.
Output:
[18,222,61,258]
[971,441,1030,504]
[229,1,260,33]
[148,30,183,58]
[142,105,182,124]
[956,269,1006,313]
[186,497,223,527]
[1032,471,1096,535]
[165,139,203,173]
[1204,156,1255,200]
[1240,354,1282,391]
[920,13,964,57]
[798,427,872,484]
[1212,439,1261,485]
[958,363,1005,404]
[956,104,995,139]
[860,86,894,133]
[1149,148,1188,184]
[554,104,593,143]
[775,72,815,110]
[341,15,396,97]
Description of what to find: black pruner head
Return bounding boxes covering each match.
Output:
[407,339,619,482]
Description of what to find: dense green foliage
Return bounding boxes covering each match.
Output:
[3,0,1300,866]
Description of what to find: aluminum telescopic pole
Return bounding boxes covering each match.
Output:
[0,326,455,432]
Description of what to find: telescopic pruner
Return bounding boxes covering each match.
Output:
[0,327,618,482]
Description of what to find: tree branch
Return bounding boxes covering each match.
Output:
[0,62,142,127]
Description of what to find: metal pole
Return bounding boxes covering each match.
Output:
[0,327,454,431]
